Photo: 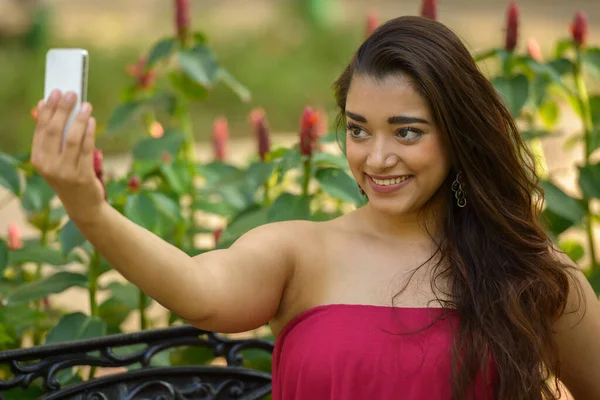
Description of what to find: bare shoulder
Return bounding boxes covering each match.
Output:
[549,246,600,399]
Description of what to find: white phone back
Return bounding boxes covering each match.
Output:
[44,48,88,140]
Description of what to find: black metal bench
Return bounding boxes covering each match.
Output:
[0,325,274,400]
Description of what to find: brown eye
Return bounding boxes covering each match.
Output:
[396,127,423,141]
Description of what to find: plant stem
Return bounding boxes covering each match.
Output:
[34,207,51,281]
[88,249,100,316]
[302,157,312,197]
[139,289,148,330]
[263,181,271,206]
[574,48,598,270]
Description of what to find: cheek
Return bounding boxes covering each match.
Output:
[411,138,452,177]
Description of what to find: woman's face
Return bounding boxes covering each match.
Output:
[345,73,452,216]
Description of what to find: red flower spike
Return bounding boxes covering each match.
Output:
[174,0,191,41]
[128,175,141,192]
[570,11,588,47]
[505,2,519,52]
[212,117,229,162]
[421,0,437,20]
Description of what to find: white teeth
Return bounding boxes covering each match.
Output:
[372,176,410,186]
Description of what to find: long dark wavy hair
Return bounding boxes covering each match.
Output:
[333,16,582,399]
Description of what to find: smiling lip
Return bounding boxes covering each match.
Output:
[366,174,413,194]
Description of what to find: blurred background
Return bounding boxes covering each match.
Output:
[0,0,598,156]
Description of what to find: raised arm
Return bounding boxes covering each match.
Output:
[31,90,296,333]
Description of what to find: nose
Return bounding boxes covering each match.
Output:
[365,136,400,172]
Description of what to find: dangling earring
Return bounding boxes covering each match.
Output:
[451,171,467,208]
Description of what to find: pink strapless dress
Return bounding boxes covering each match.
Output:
[271,304,496,399]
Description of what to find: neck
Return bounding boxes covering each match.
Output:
[358,198,446,243]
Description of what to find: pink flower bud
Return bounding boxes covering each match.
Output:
[505,2,519,52]
[7,223,23,250]
[128,175,141,192]
[126,56,156,89]
[570,11,588,47]
[526,38,542,62]
[299,107,319,157]
[174,0,191,41]
[149,121,164,138]
[249,108,271,162]
[366,12,378,37]
[213,228,222,244]
[212,117,229,162]
[93,148,107,200]
[420,0,437,20]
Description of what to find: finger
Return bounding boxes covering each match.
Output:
[31,100,46,155]
[37,90,61,127]
[44,91,78,156]
[61,102,93,167]
[78,117,97,177]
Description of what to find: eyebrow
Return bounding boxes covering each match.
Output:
[345,111,429,125]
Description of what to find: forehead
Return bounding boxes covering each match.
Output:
[346,73,431,119]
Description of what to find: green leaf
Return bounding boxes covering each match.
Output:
[168,70,209,100]
[583,48,600,77]
[0,239,7,276]
[151,192,181,221]
[312,151,349,169]
[554,40,573,58]
[98,297,131,335]
[58,219,87,256]
[21,173,55,213]
[0,154,21,196]
[590,95,600,126]
[267,193,311,223]
[170,345,215,367]
[558,239,585,263]
[241,348,272,373]
[179,46,219,87]
[542,209,574,237]
[220,207,269,247]
[146,37,178,66]
[538,101,559,128]
[315,168,364,205]
[473,48,501,63]
[0,304,46,336]
[196,162,242,185]
[540,180,586,224]
[6,271,88,304]
[246,162,275,190]
[530,74,552,107]
[45,312,106,344]
[275,148,302,184]
[8,244,67,266]
[160,162,191,195]
[521,129,554,142]
[586,268,600,296]
[492,74,530,117]
[124,192,157,230]
[217,68,251,103]
[311,210,344,222]
[107,282,151,309]
[132,130,186,160]
[193,198,238,217]
[563,133,584,150]
[578,163,600,200]
[2,386,45,400]
[547,58,573,76]
[106,101,143,132]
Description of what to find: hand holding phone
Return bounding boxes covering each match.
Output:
[32,49,105,225]
[43,48,89,143]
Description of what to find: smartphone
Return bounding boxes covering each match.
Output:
[43,48,89,142]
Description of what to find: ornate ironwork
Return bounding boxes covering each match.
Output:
[0,325,274,400]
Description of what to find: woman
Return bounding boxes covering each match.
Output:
[31,16,600,400]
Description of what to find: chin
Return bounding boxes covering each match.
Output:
[367,195,417,216]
